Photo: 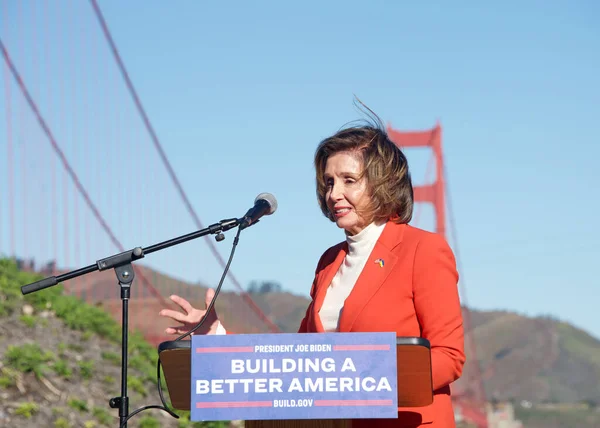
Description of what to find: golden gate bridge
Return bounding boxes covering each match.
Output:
[0,1,488,426]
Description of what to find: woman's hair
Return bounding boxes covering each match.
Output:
[314,99,413,225]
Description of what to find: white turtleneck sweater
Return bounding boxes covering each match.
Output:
[318,221,386,332]
[214,221,386,335]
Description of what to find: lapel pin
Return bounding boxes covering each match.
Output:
[374,258,384,267]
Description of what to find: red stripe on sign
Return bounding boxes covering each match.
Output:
[314,400,393,406]
[196,401,273,408]
[195,347,254,353]
[332,345,390,351]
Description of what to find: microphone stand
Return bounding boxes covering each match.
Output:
[21,217,241,428]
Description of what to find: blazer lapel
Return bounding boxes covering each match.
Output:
[338,222,406,332]
[311,243,347,332]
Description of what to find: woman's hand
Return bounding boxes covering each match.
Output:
[159,288,221,335]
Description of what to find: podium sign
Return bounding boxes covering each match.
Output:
[190,332,398,422]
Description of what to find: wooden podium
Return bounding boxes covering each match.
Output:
[158,336,432,428]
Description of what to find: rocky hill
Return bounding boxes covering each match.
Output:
[5,258,600,427]
[131,263,600,427]
[0,259,230,428]
[454,309,600,405]
[54,258,600,406]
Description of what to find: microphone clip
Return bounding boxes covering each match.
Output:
[219,218,240,232]
[239,217,260,231]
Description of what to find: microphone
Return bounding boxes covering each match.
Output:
[240,193,277,230]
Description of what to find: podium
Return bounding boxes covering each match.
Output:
[159,336,432,427]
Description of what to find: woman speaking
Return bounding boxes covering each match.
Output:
[159,108,465,427]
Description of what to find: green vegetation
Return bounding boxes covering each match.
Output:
[78,360,95,379]
[557,322,600,368]
[0,368,16,387]
[101,350,121,366]
[68,398,89,412]
[54,418,70,428]
[52,359,72,378]
[92,406,112,425]
[139,415,161,428]
[515,405,600,428]
[0,258,229,427]
[19,313,37,327]
[247,280,283,294]
[5,343,54,379]
[15,402,38,418]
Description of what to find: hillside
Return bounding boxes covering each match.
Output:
[0,259,230,428]
[9,259,600,427]
[454,309,600,405]
[137,265,600,417]
[53,263,302,340]
[60,260,600,406]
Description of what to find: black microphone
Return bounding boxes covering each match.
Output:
[240,193,277,230]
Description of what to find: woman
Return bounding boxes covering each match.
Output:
[159,114,465,427]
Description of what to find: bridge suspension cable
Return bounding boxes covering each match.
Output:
[0,36,169,307]
[87,0,280,333]
[443,162,487,408]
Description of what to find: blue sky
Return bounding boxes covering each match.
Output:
[1,1,599,338]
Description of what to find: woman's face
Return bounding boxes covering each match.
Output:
[324,151,371,236]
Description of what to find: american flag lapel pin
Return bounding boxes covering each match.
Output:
[374,258,384,267]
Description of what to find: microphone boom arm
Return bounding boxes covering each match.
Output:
[19,216,243,428]
[21,217,240,295]
[18,191,277,428]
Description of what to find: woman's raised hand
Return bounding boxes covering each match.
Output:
[159,288,222,335]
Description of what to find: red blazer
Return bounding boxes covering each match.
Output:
[298,221,465,428]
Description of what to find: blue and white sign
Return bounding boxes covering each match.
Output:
[190,332,398,421]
